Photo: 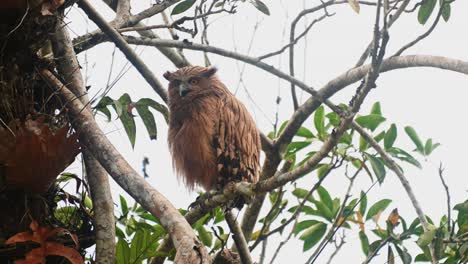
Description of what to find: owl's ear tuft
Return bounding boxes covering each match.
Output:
[202,66,217,78]
[163,71,172,81]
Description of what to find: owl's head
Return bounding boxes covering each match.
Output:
[164,66,218,98]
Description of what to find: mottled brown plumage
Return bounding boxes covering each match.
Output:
[165,66,261,193]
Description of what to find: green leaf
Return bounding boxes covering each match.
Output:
[314,105,325,137]
[359,231,369,255]
[439,0,451,22]
[317,186,333,210]
[387,147,422,168]
[171,0,196,15]
[366,199,392,221]
[404,126,424,154]
[277,121,289,137]
[95,96,114,121]
[417,224,437,248]
[299,222,327,251]
[135,103,157,140]
[130,230,147,262]
[197,226,213,247]
[394,245,412,264]
[114,94,136,148]
[293,220,320,235]
[370,102,382,116]
[120,195,129,216]
[359,191,367,216]
[292,188,312,201]
[139,98,169,123]
[359,135,369,151]
[424,138,433,156]
[418,0,437,25]
[287,141,312,155]
[296,127,314,138]
[374,131,385,143]
[312,200,334,222]
[250,0,270,15]
[424,138,441,156]
[364,153,386,183]
[116,238,130,264]
[326,112,340,127]
[355,114,386,131]
[384,124,397,149]
[317,163,331,179]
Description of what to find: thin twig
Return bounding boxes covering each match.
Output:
[438,163,451,232]
[78,0,168,102]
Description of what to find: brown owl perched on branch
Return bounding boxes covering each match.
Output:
[164,66,261,198]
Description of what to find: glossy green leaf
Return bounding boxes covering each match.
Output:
[384,124,397,149]
[135,103,157,140]
[326,112,340,126]
[317,186,333,210]
[359,191,368,216]
[314,105,325,137]
[250,0,270,15]
[296,127,315,138]
[374,131,386,143]
[116,238,130,264]
[395,245,412,264]
[299,222,327,251]
[364,153,386,183]
[439,0,451,22]
[95,96,113,121]
[417,224,437,248]
[120,195,129,216]
[366,199,392,221]
[317,163,331,179]
[404,126,424,154]
[359,135,369,151]
[387,147,422,168]
[293,219,320,235]
[418,0,437,25]
[171,0,196,15]
[370,102,382,116]
[355,114,386,131]
[197,226,213,247]
[359,231,369,255]
[114,94,136,148]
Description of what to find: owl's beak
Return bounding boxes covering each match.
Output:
[179,83,190,97]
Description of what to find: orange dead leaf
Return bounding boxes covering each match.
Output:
[0,117,81,193]
[387,208,400,227]
[6,220,83,264]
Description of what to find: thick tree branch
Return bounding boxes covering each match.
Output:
[50,18,116,263]
[38,69,210,264]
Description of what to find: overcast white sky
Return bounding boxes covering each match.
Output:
[65,1,467,263]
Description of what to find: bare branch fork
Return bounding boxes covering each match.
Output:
[38,69,211,264]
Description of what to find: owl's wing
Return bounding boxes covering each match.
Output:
[214,95,261,189]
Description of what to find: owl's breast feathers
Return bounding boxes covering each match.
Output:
[168,90,261,191]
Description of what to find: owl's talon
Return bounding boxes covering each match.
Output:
[188,190,218,210]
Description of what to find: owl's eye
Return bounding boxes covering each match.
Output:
[171,80,181,87]
[189,78,199,85]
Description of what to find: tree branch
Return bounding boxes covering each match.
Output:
[225,210,253,264]
[50,17,116,263]
[38,69,210,264]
